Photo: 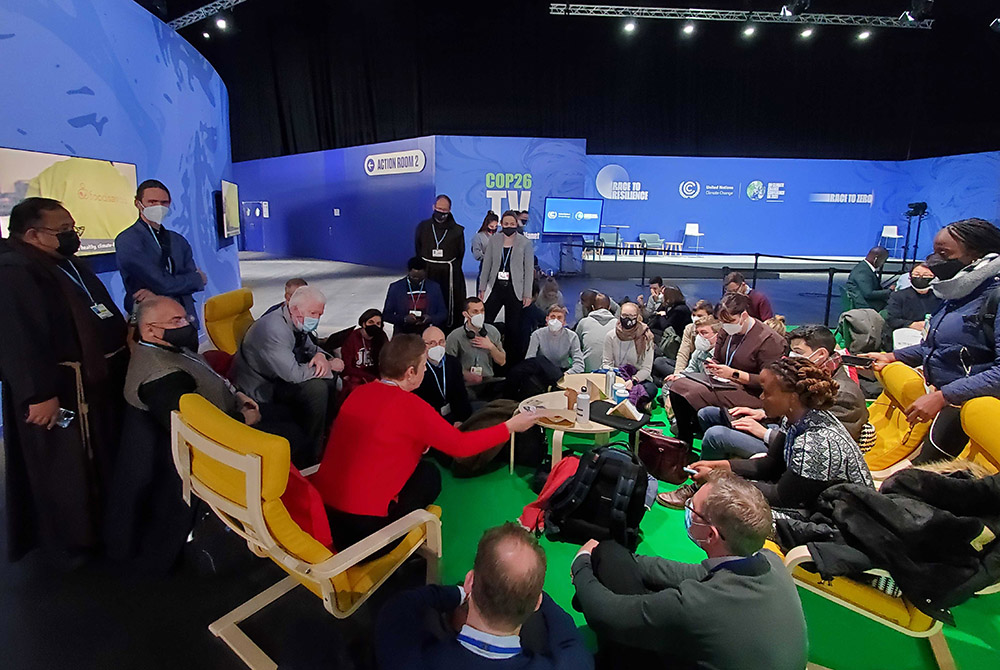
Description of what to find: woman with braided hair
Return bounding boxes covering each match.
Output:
[688,357,873,513]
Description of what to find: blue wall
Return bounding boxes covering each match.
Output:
[233,137,437,271]
[0,0,240,306]
[0,0,240,431]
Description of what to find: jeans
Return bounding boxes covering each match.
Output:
[697,407,771,460]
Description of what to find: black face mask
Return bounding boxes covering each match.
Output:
[364,324,383,338]
[502,227,517,237]
[910,276,933,290]
[56,231,81,257]
[162,323,199,351]
[432,211,448,223]
[926,254,967,281]
[620,316,638,329]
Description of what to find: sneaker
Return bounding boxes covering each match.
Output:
[656,484,696,510]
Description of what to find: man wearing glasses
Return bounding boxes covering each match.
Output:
[570,470,807,670]
[0,197,129,565]
[115,179,207,329]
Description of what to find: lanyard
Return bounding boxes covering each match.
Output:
[431,223,448,249]
[138,341,238,394]
[145,222,174,274]
[57,262,96,306]
[427,361,447,400]
[724,332,745,367]
[379,379,401,388]
[407,279,425,309]
[501,246,512,270]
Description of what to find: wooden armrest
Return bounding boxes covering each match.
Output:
[312,509,442,578]
[783,545,814,570]
[300,464,320,477]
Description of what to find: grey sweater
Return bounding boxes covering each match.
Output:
[526,327,584,373]
[572,550,807,670]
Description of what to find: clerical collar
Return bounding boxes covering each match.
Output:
[457,625,521,660]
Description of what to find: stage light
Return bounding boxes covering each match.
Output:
[857,30,871,40]
[202,31,210,39]
[780,0,811,18]
[800,27,814,38]
[623,20,636,33]
[992,18,1000,33]
[682,22,695,36]
[215,17,227,30]
[903,0,934,22]
[743,25,756,37]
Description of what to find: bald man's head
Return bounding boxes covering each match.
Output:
[465,523,546,633]
[422,326,445,347]
[593,293,611,311]
[136,296,191,347]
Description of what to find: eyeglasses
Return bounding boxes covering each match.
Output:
[37,225,85,236]
[150,316,191,328]
[685,497,726,539]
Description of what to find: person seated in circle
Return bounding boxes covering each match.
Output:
[885,263,942,334]
[687,357,873,514]
[670,299,714,375]
[602,301,657,396]
[723,271,773,321]
[525,305,584,374]
[667,292,786,445]
[415,325,472,425]
[312,335,538,550]
[665,316,722,383]
[339,308,387,400]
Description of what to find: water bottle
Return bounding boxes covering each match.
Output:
[614,387,630,405]
[55,407,76,428]
[922,313,931,341]
[576,386,590,425]
[605,369,616,398]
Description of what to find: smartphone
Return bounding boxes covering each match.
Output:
[682,466,698,476]
[841,355,875,369]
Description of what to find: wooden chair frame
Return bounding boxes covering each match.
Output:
[171,410,442,670]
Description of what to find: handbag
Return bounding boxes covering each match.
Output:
[637,428,691,484]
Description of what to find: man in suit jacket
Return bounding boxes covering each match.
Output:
[231,285,343,462]
[415,326,472,424]
[572,471,807,670]
[115,179,206,328]
[383,257,447,335]
[377,523,592,670]
[479,211,535,365]
[845,247,891,311]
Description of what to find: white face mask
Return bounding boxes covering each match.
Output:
[142,204,169,225]
[469,313,485,329]
[547,318,563,333]
[427,345,445,364]
[722,322,742,335]
[694,334,713,352]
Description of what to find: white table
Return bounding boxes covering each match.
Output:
[510,391,614,473]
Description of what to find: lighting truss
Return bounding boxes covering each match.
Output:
[167,0,251,30]
[549,4,934,30]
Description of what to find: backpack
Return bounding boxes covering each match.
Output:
[543,445,650,551]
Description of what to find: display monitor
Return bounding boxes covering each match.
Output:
[0,146,138,255]
[542,197,604,235]
[220,179,241,238]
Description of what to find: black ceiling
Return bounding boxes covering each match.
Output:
[134,1,1000,163]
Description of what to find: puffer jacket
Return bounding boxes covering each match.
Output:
[894,273,1000,404]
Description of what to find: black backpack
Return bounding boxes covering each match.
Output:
[543,445,649,551]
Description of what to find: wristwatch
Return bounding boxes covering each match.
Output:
[731,370,740,380]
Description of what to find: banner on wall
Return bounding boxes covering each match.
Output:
[0,146,137,255]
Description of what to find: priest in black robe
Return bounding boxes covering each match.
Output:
[414,195,466,330]
[0,197,129,563]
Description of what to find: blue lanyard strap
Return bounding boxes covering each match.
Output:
[427,362,447,399]
[57,262,96,305]
[431,223,448,249]
[145,222,174,274]
[456,634,520,655]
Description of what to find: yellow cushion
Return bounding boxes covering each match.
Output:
[878,362,928,408]
[205,288,255,354]
[867,363,931,471]
[179,394,290,503]
[962,397,1000,472]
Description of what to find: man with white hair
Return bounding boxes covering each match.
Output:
[232,284,344,461]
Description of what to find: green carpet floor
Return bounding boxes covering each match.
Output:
[434,417,1000,669]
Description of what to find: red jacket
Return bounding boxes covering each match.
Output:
[312,381,510,516]
[339,328,385,398]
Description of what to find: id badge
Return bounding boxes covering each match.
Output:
[91,303,114,319]
[470,366,483,377]
[440,403,452,417]
[432,249,444,258]
[409,309,423,318]
[497,271,511,281]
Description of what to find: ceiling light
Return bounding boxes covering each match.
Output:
[907,0,934,22]
[215,17,227,30]
[800,27,814,38]
[743,25,756,37]
[780,0,811,18]
[202,31,210,39]
[858,30,871,40]
[682,22,695,36]
[623,20,636,33]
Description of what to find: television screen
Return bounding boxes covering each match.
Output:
[542,197,604,235]
[0,146,138,255]
[220,179,241,238]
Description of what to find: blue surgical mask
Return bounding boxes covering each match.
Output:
[685,503,709,548]
[301,316,320,333]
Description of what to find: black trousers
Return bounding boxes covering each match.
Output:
[912,405,968,464]
[272,377,338,465]
[485,280,525,366]
[326,460,442,552]
[256,403,311,470]
[589,541,660,670]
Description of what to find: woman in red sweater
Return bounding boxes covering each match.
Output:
[312,334,539,550]
[339,308,387,400]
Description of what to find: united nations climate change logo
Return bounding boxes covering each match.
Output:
[746,180,765,201]
[678,180,700,199]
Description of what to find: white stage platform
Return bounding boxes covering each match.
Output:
[581,252,908,280]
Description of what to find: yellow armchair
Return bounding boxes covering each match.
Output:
[204,287,255,354]
[171,394,442,670]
